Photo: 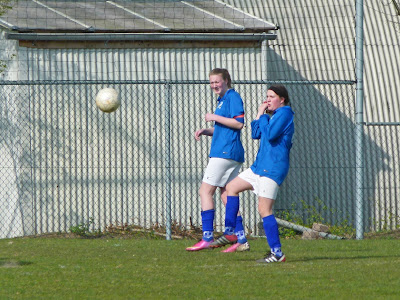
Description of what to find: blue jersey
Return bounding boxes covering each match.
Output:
[250,106,294,185]
[209,89,245,163]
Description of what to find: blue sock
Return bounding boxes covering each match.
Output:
[224,196,239,236]
[201,210,215,241]
[203,231,213,241]
[263,215,282,256]
[224,227,235,235]
[235,216,247,244]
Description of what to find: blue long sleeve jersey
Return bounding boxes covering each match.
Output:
[209,89,245,163]
[250,106,294,186]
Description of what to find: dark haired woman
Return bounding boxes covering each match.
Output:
[223,85,294,262]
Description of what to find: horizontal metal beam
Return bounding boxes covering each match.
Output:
[5,32,277,42]
[0,80,355,86]
[364,122,400,126]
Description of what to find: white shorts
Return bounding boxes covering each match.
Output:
[238,168,279,199]
[202,158,242,187]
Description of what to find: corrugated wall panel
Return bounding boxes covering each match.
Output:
[223,0,400,231]
[25,47,265,81]
[225,0,400,123]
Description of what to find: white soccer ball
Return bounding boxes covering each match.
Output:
[95,88,120,113]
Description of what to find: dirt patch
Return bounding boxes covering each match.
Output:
[20,222,204,240]
[0,261,23,268]
[364,229,400,239]
[17,225,400,240]
[0,258,33,268]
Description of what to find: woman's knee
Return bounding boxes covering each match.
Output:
[225,181,239,196]
[258,197,274,218]
[199,183,215,198]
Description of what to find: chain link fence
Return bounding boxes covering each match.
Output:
[3,79,397,239]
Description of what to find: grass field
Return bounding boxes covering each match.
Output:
[1,234,400,299]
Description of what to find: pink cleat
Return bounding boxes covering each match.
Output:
[186,239,214,251]
[221,242,250,253]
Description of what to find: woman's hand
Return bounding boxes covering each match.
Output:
[194,128,214,140]
[256,102,269,119]
[194,129,205,141]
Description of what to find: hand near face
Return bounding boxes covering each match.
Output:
[258,102,269,115]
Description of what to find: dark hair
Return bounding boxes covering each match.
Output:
[268,85,290,105]
[209,68,232,88]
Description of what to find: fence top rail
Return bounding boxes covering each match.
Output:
[364,122,400,126]
[0,80,356,86]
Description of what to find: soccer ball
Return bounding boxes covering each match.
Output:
[95,88,120,113]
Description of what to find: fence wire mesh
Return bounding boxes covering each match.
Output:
[1,0,400,240]
[2,80,398,239]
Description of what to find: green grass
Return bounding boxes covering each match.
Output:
[1,236,400,299]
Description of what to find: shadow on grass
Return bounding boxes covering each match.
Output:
[0,259,33,268]
[288,254,400,262]
[232,253,400,264]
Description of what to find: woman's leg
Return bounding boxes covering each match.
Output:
[258,196,274,218]
[186,182,218,251]
[226,176,254,196]
[198,182,217,241]
[259,196,284,259]
[199,182,217,211]
[223,177,253,240]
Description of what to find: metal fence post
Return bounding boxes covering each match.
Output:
[355,0,365,239]
[164,82,172,240]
